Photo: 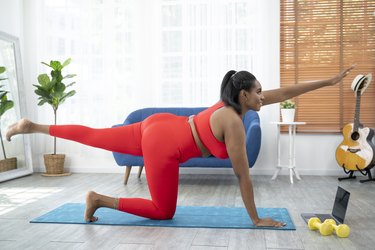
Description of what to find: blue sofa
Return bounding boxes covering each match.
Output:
[113,107,261,184]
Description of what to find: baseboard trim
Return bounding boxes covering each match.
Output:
[33,166,353,176]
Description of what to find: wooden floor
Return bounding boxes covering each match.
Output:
[0,172,374,250]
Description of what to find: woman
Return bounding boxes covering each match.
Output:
[6,66,354,227]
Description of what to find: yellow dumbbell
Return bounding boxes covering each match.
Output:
[307,217,334,236]
[323,219,350,238]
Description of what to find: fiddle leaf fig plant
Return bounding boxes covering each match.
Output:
[33,58,76,154]
[0,66,15,159]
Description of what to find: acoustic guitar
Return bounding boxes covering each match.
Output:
[336,76,375,171]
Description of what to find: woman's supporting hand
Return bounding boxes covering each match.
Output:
[255,217,286,228]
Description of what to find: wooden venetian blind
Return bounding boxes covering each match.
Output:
[280,0,375,133]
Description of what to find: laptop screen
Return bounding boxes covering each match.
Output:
[332,186,350,223]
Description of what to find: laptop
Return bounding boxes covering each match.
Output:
[301,186,350,224]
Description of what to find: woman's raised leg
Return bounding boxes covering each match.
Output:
[6,119,143,155]
[7,118,145,222]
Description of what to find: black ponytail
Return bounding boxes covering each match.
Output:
[220,70,257,114]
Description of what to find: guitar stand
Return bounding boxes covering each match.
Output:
[338,168,356,181]
[358,166,375,183]
[338,164,375,183]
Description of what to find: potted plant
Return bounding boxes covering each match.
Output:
[280,99,296,122]
[0,66,16,172]
[34,58,76,175]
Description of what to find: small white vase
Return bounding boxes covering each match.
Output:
[281,109,295,122]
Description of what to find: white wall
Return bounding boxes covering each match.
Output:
[1,0,348,177]
[0,0,23,38]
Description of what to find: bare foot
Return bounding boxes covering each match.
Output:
[6,118,32,141]
[84,191,100,222]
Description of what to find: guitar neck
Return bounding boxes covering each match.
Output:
[353,90,361,132]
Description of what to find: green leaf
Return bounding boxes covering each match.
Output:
[66,82,76,88]
[65,90,76,98]
[52,97,59,109]
[37,74,51,87]
[33,85,49,93]
[63,74,76,79]
[0,67,7,83]
[54,82,66,94]
[37,99,47,106]
[59,90,76,104]
[34,89,51,99]
[49,78,57,89]
[62,58,72,68]
[0,91,7,100]
[5,100,13,109]
[0,100,13,117]
[56,74,63,83]
[41,62,51,68]
[49,61,62,71]
[51,70,62,79]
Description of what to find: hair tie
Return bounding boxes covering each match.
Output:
[231,72,242,89]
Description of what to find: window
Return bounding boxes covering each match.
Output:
[158,0,256,105]
[280,0,375,133]
[37,0,261,125]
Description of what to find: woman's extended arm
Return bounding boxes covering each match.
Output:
[223,114,285,227]
[262,65,355,106]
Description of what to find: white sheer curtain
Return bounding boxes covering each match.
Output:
[157,0,257,106]
[35,0,260,125]
[27,0,280,172]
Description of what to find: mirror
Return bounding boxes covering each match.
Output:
[0,31,33,182]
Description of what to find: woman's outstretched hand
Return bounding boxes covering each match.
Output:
[328,65,356,86]
[255,217,286,228]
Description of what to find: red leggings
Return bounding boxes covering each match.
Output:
[50,114,202,219]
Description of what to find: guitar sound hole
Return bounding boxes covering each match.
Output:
[351,132,360,141]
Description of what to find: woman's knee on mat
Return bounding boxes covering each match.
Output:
[152,206,176,220]
[144,199,177,220]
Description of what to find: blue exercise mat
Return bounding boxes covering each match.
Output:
[30,203,295,230]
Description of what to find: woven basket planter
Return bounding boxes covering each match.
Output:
[0,157,17,172]
[44,154,65,174]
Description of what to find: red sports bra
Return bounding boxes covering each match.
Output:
[193,101,229,159]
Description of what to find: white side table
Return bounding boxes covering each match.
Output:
[271,121,306,184]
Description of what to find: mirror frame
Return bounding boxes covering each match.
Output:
[0,31,33,182]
